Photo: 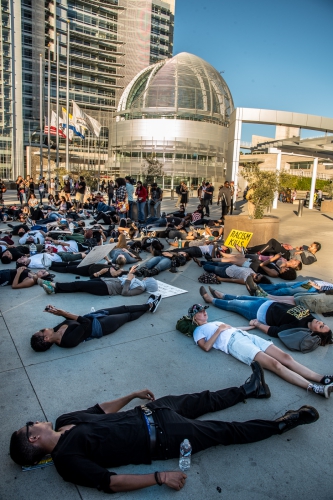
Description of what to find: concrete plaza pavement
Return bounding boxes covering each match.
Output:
[0,193,332,500]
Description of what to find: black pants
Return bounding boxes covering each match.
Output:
[171,247,203,258]
[55,278,109,295]
[146,388,280,460]
[203,198,210,216]
[50,262,91,276]
[221,202,229,220]
[97,304,149,335]
[95,212,112,224]
[247,238,291,260]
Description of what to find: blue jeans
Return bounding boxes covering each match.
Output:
[39,190,45,203]
[153,201,161,217]
[203,263,232,278]
[213,295,267,320]
[137,201,146,222]
[146,256,171,272]
[96,202,115,213]
[260,281,313,296]
[35,214,60,224]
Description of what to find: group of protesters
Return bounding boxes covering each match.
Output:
[2,176,333,495]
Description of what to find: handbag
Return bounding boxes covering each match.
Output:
[2,187,7,193]
[277,328,321,353]
[117,201,129,213]
[198,272,220,284]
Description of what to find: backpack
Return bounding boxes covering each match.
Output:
[176,316,196,337]
[277,328,321,353]
[198,272,221,284]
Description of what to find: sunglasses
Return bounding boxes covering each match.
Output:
[26,421,34,440]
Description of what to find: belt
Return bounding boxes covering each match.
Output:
[141,405,157,457]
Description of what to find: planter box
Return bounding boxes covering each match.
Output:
[223,215,280,247]
[321,200,333,213]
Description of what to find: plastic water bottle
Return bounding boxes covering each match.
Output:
[179,439,192,471]
[29,243,37,255]
[178,239,182,248]
[69,222,75,233]
[90,307,95,313]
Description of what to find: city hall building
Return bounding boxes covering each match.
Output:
[109,51,234,188]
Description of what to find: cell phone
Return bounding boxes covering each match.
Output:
[44,306,51,311]
[75,276,81,279]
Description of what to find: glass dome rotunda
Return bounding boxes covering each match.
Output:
[117,52,234,126]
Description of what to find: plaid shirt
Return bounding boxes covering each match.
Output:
[116,185,127,202]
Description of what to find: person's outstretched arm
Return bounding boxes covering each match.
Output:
[99,388,155,413]
[44,305,79,320]
[110,471,187,492]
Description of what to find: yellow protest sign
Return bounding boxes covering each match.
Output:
[224,229,253,248]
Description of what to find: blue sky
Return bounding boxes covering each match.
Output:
[173,0,333,142]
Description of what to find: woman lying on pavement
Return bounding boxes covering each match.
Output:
[38,265,158,297]
[134,251,190,277]
[245,276,333,297]
[30,298,162,352]
[198,287,332,347]
[49,261,128,277]
[188,303,333,398]
[202,252,300,280]
[0,267,53,289]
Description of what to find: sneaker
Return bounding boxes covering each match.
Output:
[245,275,258,296]
[150,294,162,313]
[37,278,51,287]
[255,285,268,298]
[146,294,156,305]
[324,384,333,398]
[310,383,333,398]
[42,282,55,295]
[320,375,333,385]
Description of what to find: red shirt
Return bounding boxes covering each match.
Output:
[135,186,148,202]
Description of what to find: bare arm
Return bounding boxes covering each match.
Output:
[109,471,187,493]
[99,389,155,414]
[197,324,232,352]
[11,267,35,289]
[44,305,79,320]
[249,319,270,334]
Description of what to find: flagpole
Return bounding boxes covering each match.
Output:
[56,33,60,169]
[39,53,43,179]
[47,43,51,181]
[66,20,70,172]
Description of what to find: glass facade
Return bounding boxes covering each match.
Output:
[1,0,175,179]
[112,52,233,181]
[0,0,13,178]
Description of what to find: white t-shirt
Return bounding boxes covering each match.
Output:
[19,231,45,245]
[199,244,214,256]
[193,322,236,354]
[225,265,254,280]
[28,253,61,268]
[45,240,78,253]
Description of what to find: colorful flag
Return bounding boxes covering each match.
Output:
[72,101,101,137]
[62,108,85,139]
[44,111,66,138]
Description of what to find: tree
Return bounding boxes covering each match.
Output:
[141,155,164,185]
[241,164,280,219]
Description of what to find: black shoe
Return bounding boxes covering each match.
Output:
[245,275,257,296]
[204,253,212,262]
[134,267,145,277]
[242,361,271,399]
[150,294,162,313]
[275,406,319,434]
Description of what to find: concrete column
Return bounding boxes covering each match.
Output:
[308,157,318,210]
[272,150,282,209]
[226,108,242,203]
